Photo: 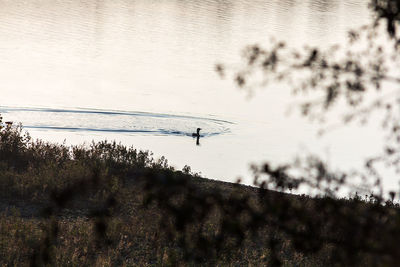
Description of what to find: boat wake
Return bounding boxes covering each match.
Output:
[0,106,233,137]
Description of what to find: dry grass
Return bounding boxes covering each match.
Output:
[1,122,400,266]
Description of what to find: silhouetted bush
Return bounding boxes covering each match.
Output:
[1,120,400,266]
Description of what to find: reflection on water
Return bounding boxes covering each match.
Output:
[0,0,374,183]
[0,0,370,115]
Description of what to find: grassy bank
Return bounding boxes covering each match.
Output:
[1,122,400,266]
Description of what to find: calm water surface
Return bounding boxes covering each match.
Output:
[0,0,380,186]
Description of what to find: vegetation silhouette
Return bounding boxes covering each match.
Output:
[2,0,400,266]
[1,120,400,266]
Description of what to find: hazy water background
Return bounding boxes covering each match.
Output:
[0,0,380,186]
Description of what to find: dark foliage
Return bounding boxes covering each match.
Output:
[1,117,400,266]
[215,0,400,196]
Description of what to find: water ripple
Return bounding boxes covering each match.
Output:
[0,106,233,137]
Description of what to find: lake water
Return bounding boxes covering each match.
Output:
[0,0,381,187]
